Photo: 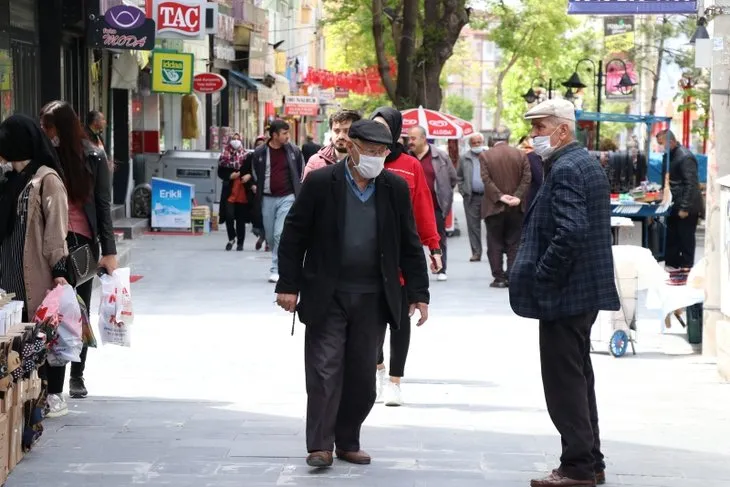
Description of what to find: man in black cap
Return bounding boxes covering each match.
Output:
[276,119,430,468]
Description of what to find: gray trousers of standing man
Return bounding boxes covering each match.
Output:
[463,193,484,257]
[304,291,388,453]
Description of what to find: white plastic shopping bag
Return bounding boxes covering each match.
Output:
[40,284,84,366]
[98,267,134,347]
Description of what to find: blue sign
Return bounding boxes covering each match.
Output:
[568,0,697,15]
[150,177,194,229]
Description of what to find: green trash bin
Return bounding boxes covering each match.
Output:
[686,303,703,345]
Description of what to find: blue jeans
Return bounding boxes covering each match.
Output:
[261,194,295,274]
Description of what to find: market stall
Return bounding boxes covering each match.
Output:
[576,111,673,259]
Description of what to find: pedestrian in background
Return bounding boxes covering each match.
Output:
[275,120,429,468]
[245,120,305,283]
[303,109,361,180]
[246,135,268,251]
[656,129,703,271]
[480,135,531,288]
[407,126,457,282]
[301,134,322,164]
[510,99,620,487]
[84,110,109,170]
[518,135,544,209]
[40,101,118,415]
[457,133,487,262]
[218,133,252,251]
[371,107,441,407]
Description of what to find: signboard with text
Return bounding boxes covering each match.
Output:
[152,0,219,39]
[87,4,156,51]
[284,96,319,116]
[568,0,697,14]
[604,16,637,101]
[151,178,193,229]
[151,51,194,94]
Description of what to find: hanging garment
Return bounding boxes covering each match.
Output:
[181,94,200,140]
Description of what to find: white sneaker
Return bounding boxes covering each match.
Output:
[46,394,68,418]
[383,381,403,407]
[375,368,387,403]
[268,273,279,283]
[437,273,448,282]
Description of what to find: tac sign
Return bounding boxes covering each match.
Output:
[153,0,219,39]
[87,5,156,51]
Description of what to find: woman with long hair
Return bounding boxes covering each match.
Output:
[0,114,69,321]
[40,101,118,417]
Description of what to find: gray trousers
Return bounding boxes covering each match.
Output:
[463,194,484,256]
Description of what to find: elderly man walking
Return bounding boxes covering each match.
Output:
[509,99,620,487]
[457,133,487,261]
[480,135,531,288]
[408,126,457,281]
[275,120,430,468]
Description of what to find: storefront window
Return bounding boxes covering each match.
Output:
[0,48,13,122]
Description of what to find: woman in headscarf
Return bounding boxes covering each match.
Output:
[40,100,118,415]
[217,133,253,251]
[0,114,69,323]
[369,107,442,407]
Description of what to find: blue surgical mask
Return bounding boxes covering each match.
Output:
[470,146,485,154]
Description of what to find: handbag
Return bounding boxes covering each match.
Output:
[227,177,248,204]
[68,233,96,287]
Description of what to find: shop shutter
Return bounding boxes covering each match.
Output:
[9,0,35,31]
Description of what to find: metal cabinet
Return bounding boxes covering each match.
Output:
[159,150,221,209]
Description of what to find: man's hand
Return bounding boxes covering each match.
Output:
[679,210,689,219]
[241,174,252,183]
[229,171,240,180]
[499,194,512,205]
[251,185,257,194]
[507,196,521,207]
[430,254,443,273]
[276,293,298,313]
[408,302,429,326]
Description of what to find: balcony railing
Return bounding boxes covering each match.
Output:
[232,0,267,32]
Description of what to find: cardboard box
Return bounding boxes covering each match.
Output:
[7,407,21,471]
[0,385,15,415]
[26,371,41,402]
[0,413,8,483]
[14,381,24,407]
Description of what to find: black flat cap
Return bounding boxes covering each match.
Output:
[348,119,392,146]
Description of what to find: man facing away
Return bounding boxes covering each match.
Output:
[656,129,703,271]
[302,109,361,180]
[509,99,620,487]
[246,119,305,283]
[457,133,487,262]
[480,135,531,288]
[408,126,457,281]
[275,119,430,468]
[301,134,322,164]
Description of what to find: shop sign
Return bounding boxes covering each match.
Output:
[214,43,236,62]
[318,88,336,104]
[284,96,319,116]
[335,87,350,99]
[151,51,195,94]
[151,178,193,229]
[568,0,696,15]
[153,0,219,39]
[193,73,227,94]
[88,5,156,51]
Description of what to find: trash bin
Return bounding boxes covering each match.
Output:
[686,303,703,345]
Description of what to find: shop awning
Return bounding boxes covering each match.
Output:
[229,70,258,91]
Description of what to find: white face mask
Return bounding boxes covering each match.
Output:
[532,127,560,159]
[230,140,242,150]
[470,146,485,154]
[352,146,386,179]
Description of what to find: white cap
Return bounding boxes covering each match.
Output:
[524,99,576,122]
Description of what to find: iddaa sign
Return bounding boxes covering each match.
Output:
[87,5,156,51]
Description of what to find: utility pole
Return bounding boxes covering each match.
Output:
[703,1,730,374]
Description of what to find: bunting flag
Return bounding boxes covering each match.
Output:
[304,60,397,96]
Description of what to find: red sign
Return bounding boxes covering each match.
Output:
[193,73,227,94]
[283,96,319,117]
[156,1,201,36]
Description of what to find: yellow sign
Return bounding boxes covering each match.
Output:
[275,51,287,75]
[151,51,194,94]
[0,50,12,91]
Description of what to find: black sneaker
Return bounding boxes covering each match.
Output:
[69,377,88,398]
[236,243,244,251]
[225,241,234,251]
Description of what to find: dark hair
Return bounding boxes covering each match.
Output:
[329,109,361,129]
[86,110,103,127]
[268,119,289,137]
[656,129,676,142]
[41,101,93,204]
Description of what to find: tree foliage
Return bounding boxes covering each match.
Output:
[323,0,470,110]
[443,94,474,121]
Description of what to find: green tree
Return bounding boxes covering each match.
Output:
[443,94,474,121]
[323,0,470,110]
[479,0,592,129]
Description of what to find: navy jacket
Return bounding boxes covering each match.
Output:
[509,142,620,321]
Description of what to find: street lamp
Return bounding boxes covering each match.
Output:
[562,58,637,149]
[689,16,710,44]
[522,78,553,104]
[564,88,575,101]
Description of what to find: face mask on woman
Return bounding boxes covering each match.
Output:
[230,140,242,150]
